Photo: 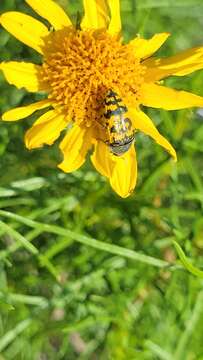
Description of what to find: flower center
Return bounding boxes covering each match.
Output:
[42,28,145,127]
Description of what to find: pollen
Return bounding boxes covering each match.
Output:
[42,28,145,127]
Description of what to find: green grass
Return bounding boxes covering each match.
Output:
[0,0,203,359]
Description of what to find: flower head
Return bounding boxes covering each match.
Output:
[1,0,203,197]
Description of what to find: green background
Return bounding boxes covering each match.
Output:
[0,0,203,359]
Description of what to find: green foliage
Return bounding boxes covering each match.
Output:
[0,0,203,359]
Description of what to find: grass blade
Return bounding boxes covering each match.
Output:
[0,319,31,353]
[136,0,203,8]
[174,291,203,360]
[0,220,38,255]
[173,241,203,279]
[145,340,173,360]
[0,210,168,268]
[0,220,59,280]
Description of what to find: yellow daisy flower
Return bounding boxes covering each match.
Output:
[1,0,203,198]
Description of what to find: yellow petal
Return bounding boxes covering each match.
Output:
[129,108,177,161]
[107,0,121,36]
[81,0,109,30]
[91,141,137,198]
[91,140,114,177]
[110,146,137,198]
[25,0,72,31]
[58,124,92,173]
[130,33,170,59]
[2,99,52,121]
[0,12,49,54]
[144,46,203,81]
[25,110,67,149]
[141,83,203,110]
[170,63,203,76]
[0,61,47,92]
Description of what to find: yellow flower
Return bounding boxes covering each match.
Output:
[1,0,203,198]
